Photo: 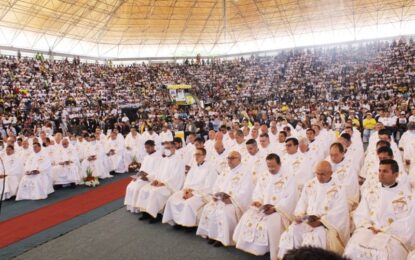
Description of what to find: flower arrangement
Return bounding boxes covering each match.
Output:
[128,155,141,173]
[81,167,99,187]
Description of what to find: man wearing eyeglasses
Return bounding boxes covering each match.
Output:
[163,148,218,228]
[233,153,298,259]
[278,160,350,257]
[197,151,254,247]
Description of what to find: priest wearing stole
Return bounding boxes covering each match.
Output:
[81,135,111,179]
[0,145,24,200]
[196,151,254,247]
[16,142,53,200]
[124,140,161,213]
[52,139,81,185]
[162,148,218,227]
[344,159,415,260]
[136,141,186,222]
[233,153,298,259]
[278,160,350,257]
[105,130,126,174]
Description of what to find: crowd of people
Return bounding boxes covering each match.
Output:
[0,37,415,259]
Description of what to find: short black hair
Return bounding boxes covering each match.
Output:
[6,145,14,150]
[330,142,345,153]
[265,153,281,164]
[376,140,390,148]
[285,137,299,146]
[259,133,269,139]
[283,246,350,260]
[377,146,393,157]
[173,137,183,145]
[246,139,257,146]
[306,128,315,134]
[379,159,399,173]
[378,129,391,137]
[194,137,205,144]
[340,133,351,142]
[144,140,155,146]
[279,131,287,137]
[196,147,206,156]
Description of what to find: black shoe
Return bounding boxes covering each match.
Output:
[138,213,150,221]
[149,214,162,224]
[184,226,197,233]
[109,171,116,175]
[173,224,183,230]
[212,241,223,247]
[207,238,215,245]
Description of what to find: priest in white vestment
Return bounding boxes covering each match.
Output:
[105,131,126,173]
[0,145,24,200]
[196,151,254,247]
[344,159,415,260]
[81,135,111,179]
[136,141,186,221]
[278,160,350,257]
[243,139,267,183]
[124,140,161,212]
[124,127,143,168]
[52,139,82,185]
[163,147,218,227]
[327,143,359,210]
[16,143,53,200]
[233,153,298,259]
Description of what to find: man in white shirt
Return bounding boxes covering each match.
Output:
[162,147,218,227]
[344,159,415,260]
[196,151,254,247]
[16,143,53,200]
[278,160,350,257]
[233,153,298,259]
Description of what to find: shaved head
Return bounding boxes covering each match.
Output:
[314,160,333,183]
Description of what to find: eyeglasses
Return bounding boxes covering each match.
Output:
[285,144,294,147]
[194,153,204,157]
[227,157,238,160]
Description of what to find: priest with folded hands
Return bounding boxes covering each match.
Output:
[16,142,53,200]
[136,141,186,223]
[162,147,218,227]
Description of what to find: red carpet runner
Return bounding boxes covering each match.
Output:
[0,178,130,249]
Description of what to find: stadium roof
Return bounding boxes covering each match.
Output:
[0,0,415,59]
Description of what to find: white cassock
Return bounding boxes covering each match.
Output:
[52,146,82,185]
[204,139,215,158]
[360,161,410,193]
[208,149,229,174]
[282,152,308,190]
[81,142,111,179]
[278,177,350,257]
[162,161,218,226]
[328,158,359,210]
[141,132,161,150]
[228,142,249,158]
[308,140,324,162]
[295,149,319,191]
[344,145,364,174]
[408,251,415,260]
[124,151,162,212]
[124,133,142,168]
[16,151,53,200]
[243,152,267,184]
[159,130,173,143]
[0,153,24,200]
[344,182,415,260]
[75,141,87,161]
[105,138,126,173]
[233,169,298,259]
[183,143,196,167]
[196,163,254,246]
[136,153,185,217]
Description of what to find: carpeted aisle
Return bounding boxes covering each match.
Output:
[14,208,269,260]
[0,177,130,249]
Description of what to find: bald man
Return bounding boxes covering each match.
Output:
[197,151,254,247]
[52,139,81,186]
[278,160,350,257]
